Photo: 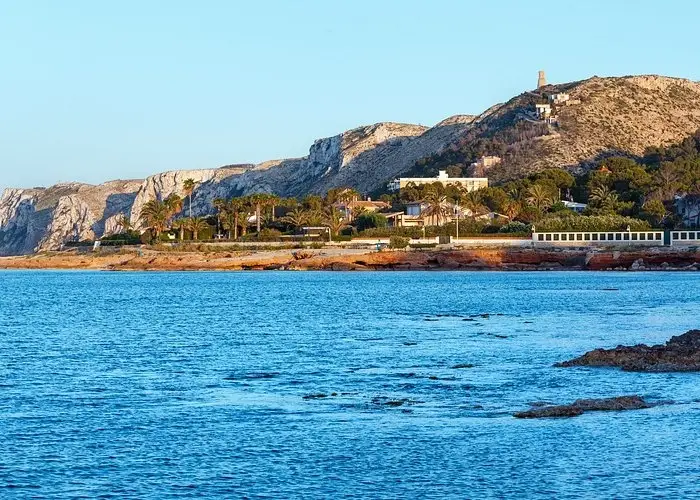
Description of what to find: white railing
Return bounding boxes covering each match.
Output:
[670,230,700,246]
[532,231,664,245]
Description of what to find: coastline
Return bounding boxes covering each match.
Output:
[1,246,699,272]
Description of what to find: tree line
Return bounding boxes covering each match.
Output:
[117,130,700,243]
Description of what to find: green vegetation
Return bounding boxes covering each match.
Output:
[105,131,700,247]
[389,236,409,249]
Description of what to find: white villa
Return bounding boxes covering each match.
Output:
[562,200,587,213]
[385,201,507,228]
[387,170,488,193]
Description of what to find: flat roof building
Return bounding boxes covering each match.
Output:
[387,170,488,193]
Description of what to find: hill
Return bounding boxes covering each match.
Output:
[2,74,700,255]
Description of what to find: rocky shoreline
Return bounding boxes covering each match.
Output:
[557,330,700,372]
[1,246,700,272]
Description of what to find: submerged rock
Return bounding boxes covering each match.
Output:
[556,330,700,372]
[302,393,328,400]
[514,395,651,418]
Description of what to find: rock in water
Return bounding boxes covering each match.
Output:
[514,395,651,418]
[555,330,700,372]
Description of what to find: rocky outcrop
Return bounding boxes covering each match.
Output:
[0,181,141,254]
[514,396,651,418]
[556,330,700,372]
[480,75,700,181]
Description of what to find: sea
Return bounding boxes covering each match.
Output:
[1,270,699,499]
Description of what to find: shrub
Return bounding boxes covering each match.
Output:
[244,228,283,242]
[356,212,388,231]
[389,236,409,249]
[361,226,423,238]
[101,231,142,245]
[535,214,651,232]
[499,221,531,233]
[481,224,501,234]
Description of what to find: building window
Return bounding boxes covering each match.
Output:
[546,234,552,241]
[681,232,688,240]
[690,232,696,240]
[584,234,590,241]
[615,233,622,241]
[631,233,638,240]
[553,234,560,241]
[655,233,662,240]
[538,234,544,241]
[577,233,583,241]
[599,234,606,241]
[561,234,567,241]
[623,233,630,240]
[640,233,646,240]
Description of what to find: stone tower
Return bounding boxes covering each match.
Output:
[537,70,546,89]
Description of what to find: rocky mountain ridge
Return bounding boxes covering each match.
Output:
[2,74,700,255]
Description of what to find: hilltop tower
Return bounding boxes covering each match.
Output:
[537,70,546,89]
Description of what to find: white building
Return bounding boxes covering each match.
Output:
[549,93,570,105]
[387,170,488,193]
[535,103,552,120]
[562,201,587,213]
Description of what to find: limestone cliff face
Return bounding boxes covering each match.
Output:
[0,180,141,255]
[142,122,453,221]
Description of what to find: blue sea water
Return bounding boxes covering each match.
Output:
[1,270,699,499]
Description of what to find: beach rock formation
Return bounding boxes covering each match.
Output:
[514,395,651,418]
[556,330,700,372]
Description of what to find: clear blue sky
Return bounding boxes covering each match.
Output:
[1,0,698,191]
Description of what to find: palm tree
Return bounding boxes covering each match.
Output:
[324,206,348,238]
[140,199,170,237]
[116,213,132,233]
[171,218,187,241]
[248,193,269,233]
[164,194,183,221]
[306,209,324,227]
[220,208,238,239]
[280,207,309,231]
[526,184,555,212]
[421,187,451,226]
[233,199,251,237]
[589,185,619,211]
[266,194,281,222]
[183,178,196,218]
[461,191,489,221]
[185,217,209,241]
[503,200,522,220]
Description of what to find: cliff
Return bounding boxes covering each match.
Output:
[0,181,141,255]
